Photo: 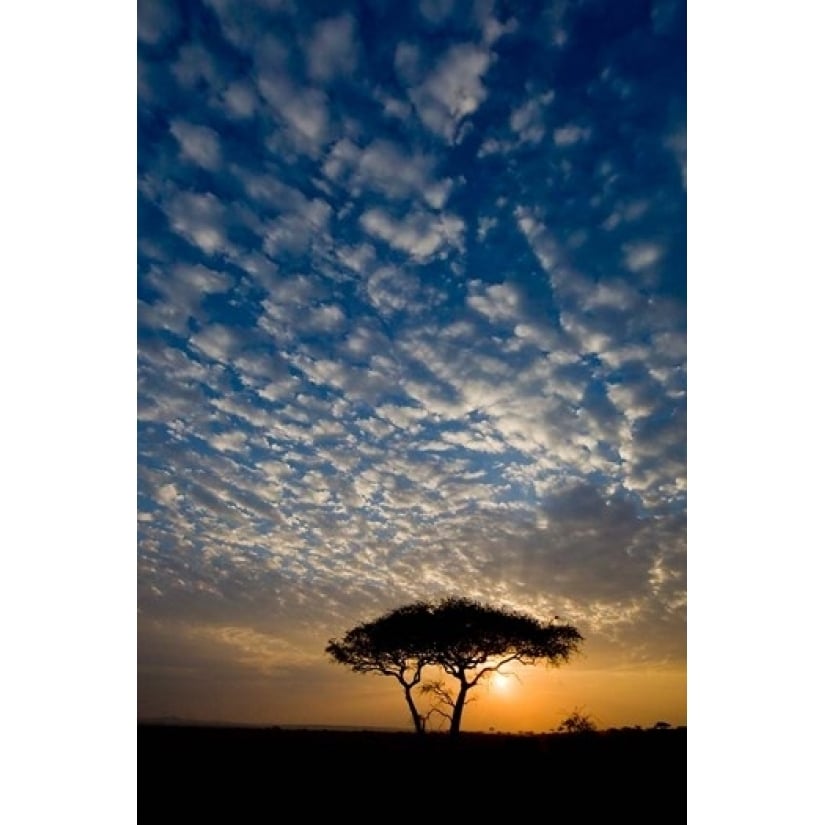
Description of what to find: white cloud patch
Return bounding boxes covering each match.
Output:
[211,430,250,454]
[170,120,222,171]
[476,216,497,240]
[306,14,359,82]
[514,206,562,274]
[238,170,312,214]
[558,312,612,357]
[264,275,327,318]
[602,199,649,231]
[466,281,525,326]
[231,351,291,389]
[552,268,641,315]
[201,0,296,61]
[408,43,492,143]
[258,273,330,328]
[142,264,233,335]
[586,280,640,313]
[257,76,330,154]
[474,0,519,45]
[324,138,452,210]
[307,304,347,333]
[294,355,397,406]
[376,92,412,121]
[360,207,464,260]
[232,167,334,259]
[651,331,686,364]
[477,137,507,158]
[623,242,664,273]
[553,124,591,146]
[165,191,229,256]
[394,42,423,85]
[334,243,375,277]
[540,0,572,48]
[366,266,422,315]
[189,324,246,364]
[419,0,454,23]
[343,324,391,361]
[606,382,657,422]
[375,403,428,432]
[509,90,554,145]
[138,0,181,45]
[222,81,258,119]
[262,198,332,256]
[172,42,223,92]
[475,89,554,158]
[157,483,180,506]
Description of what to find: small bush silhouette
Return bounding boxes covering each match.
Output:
[557,708,597,734]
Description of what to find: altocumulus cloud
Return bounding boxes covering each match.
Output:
[139,0,686,716]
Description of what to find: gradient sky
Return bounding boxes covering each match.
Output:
[138,0,686,731]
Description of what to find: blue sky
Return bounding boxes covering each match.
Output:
[138,0,686,723]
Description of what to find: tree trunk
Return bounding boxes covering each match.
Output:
[449,683,469,738]
[403,685,424,735]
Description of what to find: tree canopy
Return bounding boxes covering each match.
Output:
[325,601,436,733]
[326,597,583,736]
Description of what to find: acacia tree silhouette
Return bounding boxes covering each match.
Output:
[326,597,582,737]
[325,602,435,734]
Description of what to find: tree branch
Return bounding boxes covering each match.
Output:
[468,654,525,687]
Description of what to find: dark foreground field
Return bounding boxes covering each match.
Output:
[140,724,686,819]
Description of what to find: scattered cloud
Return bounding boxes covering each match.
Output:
[170,120,222,171]
[138,0,181,46]
[324,138,452,209]
[509,90,554,145]
[189,324,247,364]
[258,76,330,154]
[164,190,229,256]
[366,266,421,315]
[360,207,463,260]
[553,123,591,147]
[222,81,258,119]
[141,263,233,335]
[306,14,359,82]
[624,242,664,273]
[408,43,492,143]
[419,0,454,25]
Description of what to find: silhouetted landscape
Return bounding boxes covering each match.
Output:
[140,723,686,817]
[137,1,688,817]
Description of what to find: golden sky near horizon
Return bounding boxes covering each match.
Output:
[138,616,685,731]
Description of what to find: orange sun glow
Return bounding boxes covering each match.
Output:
[491,672,513,692]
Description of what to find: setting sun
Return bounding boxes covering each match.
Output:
[491,672,513,693]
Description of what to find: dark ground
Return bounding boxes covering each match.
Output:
[140,724,686,819]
